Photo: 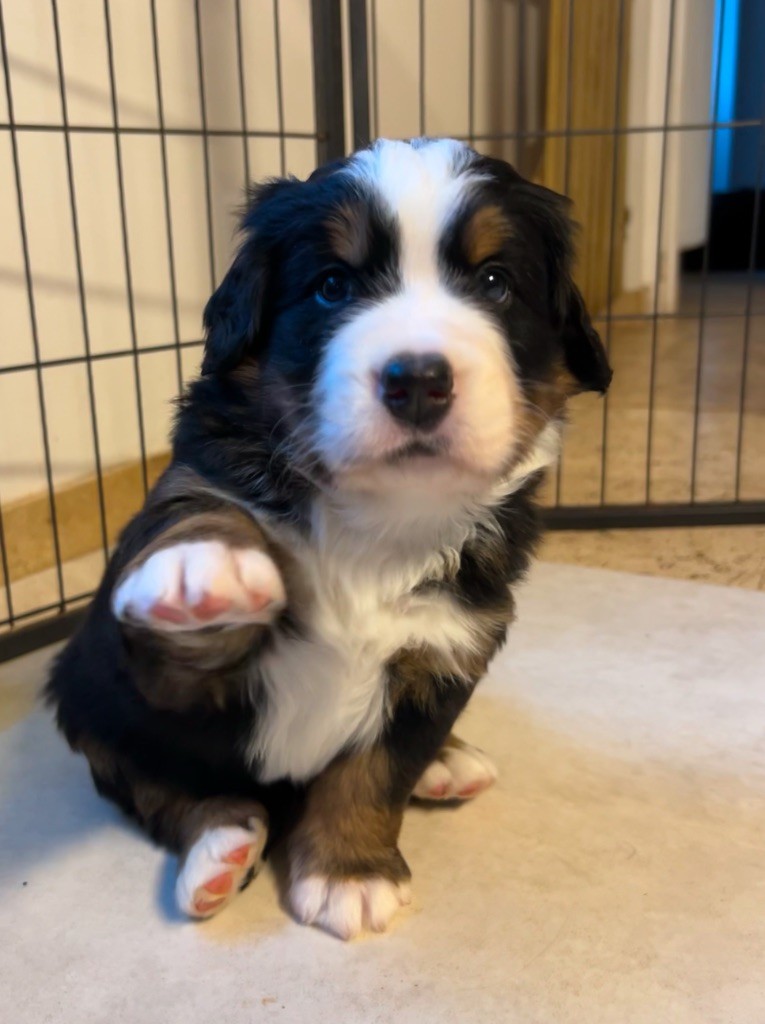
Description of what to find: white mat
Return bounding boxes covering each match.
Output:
[1,562,764,1024]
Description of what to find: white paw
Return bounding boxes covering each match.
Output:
[412,740,498,801]
[289,874,411,940]
[176,822,267,919]
[112,540,285,632]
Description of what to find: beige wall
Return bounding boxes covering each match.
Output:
[1,0,316,503]
[2,0,548,504]
[2,0,713,507]
[623,0,716,308]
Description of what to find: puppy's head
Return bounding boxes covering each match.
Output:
[202,139,611,505]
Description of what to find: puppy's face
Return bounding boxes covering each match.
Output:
[202,139,611,503]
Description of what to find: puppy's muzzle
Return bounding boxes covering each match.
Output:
[379,352,454,432]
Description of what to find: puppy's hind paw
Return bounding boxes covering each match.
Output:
[413,738,497,802]
[176,821,267,919]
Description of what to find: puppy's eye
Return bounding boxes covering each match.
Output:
[317,271,351,306]
[477,265,511,305]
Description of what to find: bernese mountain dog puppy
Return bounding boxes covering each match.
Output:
[46,138,611,939]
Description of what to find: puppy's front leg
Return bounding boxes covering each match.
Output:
[287,679,474,940]
[111,503,286,707]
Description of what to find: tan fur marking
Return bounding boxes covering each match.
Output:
[463,204,514,265]
[77,735,267,855]
[121,628,253,711]
[387,625,510,714]
[325,202,371,267]
[287,748,409,883]
[554,362,587,397]
[513,360,575,466]
[285,635,508,886]
[441,733,472,754]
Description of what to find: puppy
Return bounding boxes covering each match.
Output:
[46,138,611,940]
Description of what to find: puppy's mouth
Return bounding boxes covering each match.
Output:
[383,438,448,465]
[337,433,504,494]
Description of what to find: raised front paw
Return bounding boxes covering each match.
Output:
[112,540,286,632]
[289,873,412,941]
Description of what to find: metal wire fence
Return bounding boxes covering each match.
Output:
[0,0,763,660]
[352,0,765,528]
[0,0,342,656]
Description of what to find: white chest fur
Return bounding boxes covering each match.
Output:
[247,537,477,784]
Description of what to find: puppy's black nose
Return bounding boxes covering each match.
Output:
[380,353,454,431]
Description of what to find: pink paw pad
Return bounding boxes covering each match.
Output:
[413,742,498,803]
[194,896,226,915]
[150,602,188,624]
[190,593,233,621]
[189,871,236,917]
[247,593,271,613]
[176,823,267,920]
[223,843,255,866]
[426,781,450,799]
[203,871,234,896]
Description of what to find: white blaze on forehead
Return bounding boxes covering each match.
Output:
[314,138,520,496]
[349,138,479,285]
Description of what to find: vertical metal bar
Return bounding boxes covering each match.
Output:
[272,0,286,174]
[598,0,627,505]
[0,0,65,614]
[103,0,148,497]
[734,96,765,500]
[644,0,677,504]
[562,0,575,196]
[234,0,251,189]
[468,0,475,146]
[193,0,217,289]
[0,492,14,625]
[371,0,379,139]
[418,0,425,136]
[370,0,380,140]
[516,0,527,174]
[50,0,110,562]
[555,0,575,506]
[148,0,183,394]
[311,0,346,165]
[348,0,371,149]
[689,0,728,503]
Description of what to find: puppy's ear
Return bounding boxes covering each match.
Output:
[559,279,612,394]
[201,177,299,376]
[525,180,612,394]
[200,247,265,376]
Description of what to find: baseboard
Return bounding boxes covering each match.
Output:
[605,287,651,318]
[1,452,170,584]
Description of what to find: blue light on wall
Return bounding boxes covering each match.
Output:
[712,0,740,193]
